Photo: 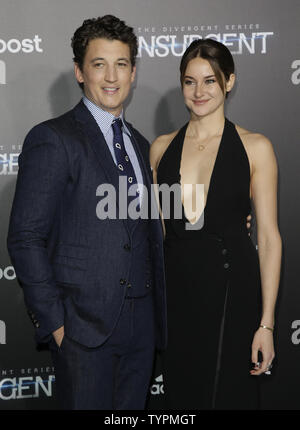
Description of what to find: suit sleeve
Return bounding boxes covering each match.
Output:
[7,123,69,343]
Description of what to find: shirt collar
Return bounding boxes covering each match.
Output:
[83,96,131,138]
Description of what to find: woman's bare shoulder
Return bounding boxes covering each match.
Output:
[150,130,179,170]
[235,124,273,155]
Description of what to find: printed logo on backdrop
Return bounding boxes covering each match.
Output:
[0,367,55,400]
[0,35,43,85]
[291,320,300,344]
[0,60,5,84]
[291,60,300,85]
[150,374,164,396]
[0,321,6,345]
[0,266,16,281]
[137,23,274,57]
[0,144,21,175]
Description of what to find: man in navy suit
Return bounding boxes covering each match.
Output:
[7,15,166,410]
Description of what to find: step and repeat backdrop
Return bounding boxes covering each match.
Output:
[0,0,300,410]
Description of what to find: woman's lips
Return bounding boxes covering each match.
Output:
[193,99,209,105]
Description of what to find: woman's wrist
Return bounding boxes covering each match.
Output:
[260,314,275,329]
[259,324,274,332]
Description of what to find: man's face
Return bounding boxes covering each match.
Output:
[75,38,136,116]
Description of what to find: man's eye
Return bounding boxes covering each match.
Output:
[94,63,104,68]
[118,62,127,67]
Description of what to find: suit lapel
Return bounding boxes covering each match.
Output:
[125,122,164,242]
[72,100,133,235]
[125,121,152,192]
[72,100,163,242]
[125,121,154,230]
[73,100,121,197]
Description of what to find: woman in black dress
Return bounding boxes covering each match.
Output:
[150,39,282,409]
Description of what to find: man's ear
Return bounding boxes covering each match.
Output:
[74,63,84,84]
[131,65,137,84]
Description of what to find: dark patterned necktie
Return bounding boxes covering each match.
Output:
[111,118,139,215]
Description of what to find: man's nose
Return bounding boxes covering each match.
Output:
[105,65,117,82]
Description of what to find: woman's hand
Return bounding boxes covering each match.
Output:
[250,327,275,376]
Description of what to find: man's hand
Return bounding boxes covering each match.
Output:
[53,326,64,348]
[247,214,252,236]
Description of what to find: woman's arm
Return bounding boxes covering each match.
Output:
[248,134,282,375]
[150,134,174,238]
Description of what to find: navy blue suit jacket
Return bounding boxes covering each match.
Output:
[7,100,167,349]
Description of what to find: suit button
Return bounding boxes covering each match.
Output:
[120,278,126,285]
[124,244,131,251]
[127,283,132,288]
[34,322,40,328]
[222,249,228,255]
[146,282,151,288]
[224,263,230,269]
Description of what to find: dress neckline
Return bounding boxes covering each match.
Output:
[178,118,228,225]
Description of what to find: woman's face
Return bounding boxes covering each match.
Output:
[182,57,234,118]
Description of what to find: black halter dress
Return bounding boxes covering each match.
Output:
[157,118,261,409]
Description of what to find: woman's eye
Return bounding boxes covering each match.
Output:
[205,79,216,84]
[184,80,195,85]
